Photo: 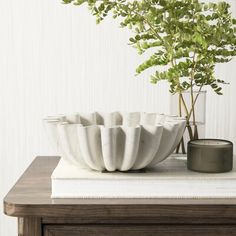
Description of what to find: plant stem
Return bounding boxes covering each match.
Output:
[176,93,186,154]
[179,93,189,118]
[176,93,182,153]
[186,119,194,140]
[115,0,165,44]
[188,85,203,119]
[180,93,194,141]
[188,49,199,140]
[190,82,198,139]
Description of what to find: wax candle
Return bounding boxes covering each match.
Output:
[187,139,233,173]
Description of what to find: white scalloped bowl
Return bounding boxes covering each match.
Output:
[43,112,186,171]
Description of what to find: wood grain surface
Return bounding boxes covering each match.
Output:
[43,225,236,236]
[4,156,236,222]
[18,217,41,236]
[4,156,236,236]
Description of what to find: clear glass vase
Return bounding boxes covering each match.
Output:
[170,90,206,153]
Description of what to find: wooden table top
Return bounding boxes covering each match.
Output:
[4,156,236,220]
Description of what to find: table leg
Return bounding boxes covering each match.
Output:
[18,217,42,236]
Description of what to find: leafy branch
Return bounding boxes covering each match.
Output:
[62,0,236,152]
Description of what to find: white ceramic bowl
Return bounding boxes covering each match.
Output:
[44,112,186,171]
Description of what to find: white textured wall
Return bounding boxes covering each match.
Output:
[205,61,236,143]
[202,0,236,150]
[0,0,235,235]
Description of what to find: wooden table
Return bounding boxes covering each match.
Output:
[4,156,236,236]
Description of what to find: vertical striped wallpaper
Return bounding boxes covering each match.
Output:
[0,1,235,235]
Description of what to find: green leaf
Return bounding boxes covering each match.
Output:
[129,38,136,43]
[62,0,236,97]
[193,33,207,48]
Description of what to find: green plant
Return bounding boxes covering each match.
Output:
[62,0,236,152]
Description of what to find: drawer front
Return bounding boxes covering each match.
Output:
[44,225,236,236]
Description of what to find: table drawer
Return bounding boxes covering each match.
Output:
[44,225,236,236]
